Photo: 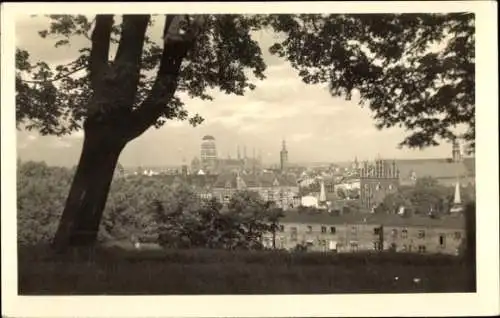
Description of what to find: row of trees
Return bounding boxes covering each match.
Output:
[18,161,284,249]
[379,177,475,216]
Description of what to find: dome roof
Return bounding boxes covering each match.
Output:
[202,135,215,141]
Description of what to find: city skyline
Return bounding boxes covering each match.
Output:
[14,15,464,168]
[17,127,466,168]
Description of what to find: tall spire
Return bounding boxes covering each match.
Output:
[452,139,462,162]
[237,145,241,160]
[280,139,288,173]
[453,180,462,205]
[319,178,326,203]
[450,178,464,213]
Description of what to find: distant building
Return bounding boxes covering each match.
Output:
[212,172,300,209]
[200,135,218,173]
[280,139,288,173]
[261,211,466,255]
[191,157,201,173]
[395,141,475,187]
[301,195,319,208]
[151,174,219,200]
[360,158,400,211]
[196,137,263,175]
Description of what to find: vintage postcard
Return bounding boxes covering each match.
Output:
[1,1,499,317]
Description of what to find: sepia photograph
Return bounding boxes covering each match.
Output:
[1,1,499,317]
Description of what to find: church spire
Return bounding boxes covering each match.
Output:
[319,178,326,203]
[452,139,462,162]
[280,139,288,173]
[450,179,464,213]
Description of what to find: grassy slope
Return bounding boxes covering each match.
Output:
[18,245,475,295]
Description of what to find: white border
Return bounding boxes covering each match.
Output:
[1,2,499,317]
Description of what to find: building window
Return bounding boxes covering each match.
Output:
[391,229,398,237]
[279,225,285,232]
[290,227,298,242]
[373,227,381,235]
[307,225,313,233]
[330,226,336,234]
[351,226,357,235]
[418,230,426,239]
[321,226,327,233]
[439,234,446,248]
[401,229,408,238]
[418,245,426,253]
[350,242,359,252]
[454,232,462,240]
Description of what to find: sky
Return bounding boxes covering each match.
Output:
[15,15,456,168]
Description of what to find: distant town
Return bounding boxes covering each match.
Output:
[112,135,475,255]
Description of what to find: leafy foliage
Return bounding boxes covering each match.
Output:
[381,176,474,215]
[264,13,475,152]
[16,13,474,150]
[17,161,72,244]
[17,161,281,249]
[16,15,266,135]
[15,14,475,248]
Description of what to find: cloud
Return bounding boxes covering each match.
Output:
[66,130,84,139]
[290,133,313,143]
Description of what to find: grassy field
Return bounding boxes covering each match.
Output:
[18,245,476,295]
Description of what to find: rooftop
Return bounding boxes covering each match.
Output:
[279,210,466,229]
[202,135,215,141]
[395,158,471,181]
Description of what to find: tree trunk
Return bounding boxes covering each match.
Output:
[272,224,277,250]
[52,126,126,252]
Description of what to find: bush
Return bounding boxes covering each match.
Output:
[17,162,280,250]
[17,161,72,244]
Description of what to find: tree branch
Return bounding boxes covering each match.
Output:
[111,15,150,105]
[20,66,87,84]
[114,15,150,72]
[89,15,114,89]
[126,15,206,140]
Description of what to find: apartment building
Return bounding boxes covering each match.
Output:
[262,211,466,255]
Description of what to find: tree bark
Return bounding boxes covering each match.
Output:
[52,125,126,251]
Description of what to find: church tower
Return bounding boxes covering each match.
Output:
[280,139,288,173]
[452,139,462,162]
